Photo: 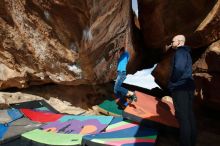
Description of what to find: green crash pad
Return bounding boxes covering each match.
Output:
[97,99,123,116]
[22,129,82,145]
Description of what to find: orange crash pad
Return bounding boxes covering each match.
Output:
[123,91,179,128]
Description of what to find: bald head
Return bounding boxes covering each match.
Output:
[172,35,186,49]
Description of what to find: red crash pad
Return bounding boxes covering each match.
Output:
[20,109,63,123]
[123,91,179,128]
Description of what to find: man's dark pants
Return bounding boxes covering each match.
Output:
[172,90,197,146]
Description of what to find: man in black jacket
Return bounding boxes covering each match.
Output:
[168,35,196,146]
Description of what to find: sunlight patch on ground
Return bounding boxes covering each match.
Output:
[124,64,160,89]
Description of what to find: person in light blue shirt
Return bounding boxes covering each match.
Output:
[117,49,129,72]
[114,47,137,109]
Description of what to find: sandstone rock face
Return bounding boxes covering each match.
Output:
[148,0,220,84]
[138,0,219,50]
[0,0,136,89]
[144,0,220,109]
[193,40,220,109]
[151,49,175,88]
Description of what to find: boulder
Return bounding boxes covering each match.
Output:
[138,0,219,50]
[0,0,138,89]
[149,0,220,89]
[147,0,220,109]
[193,40,220,109]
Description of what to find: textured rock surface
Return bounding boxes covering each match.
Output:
[152,38,220,110]
[193,40,220,109]
[146,0,219,81]
[138,0,219,50]
[145,0,220,109]
[0,0,138,89]
[151,49,175,88]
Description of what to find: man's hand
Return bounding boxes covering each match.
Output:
[165,44,172,52]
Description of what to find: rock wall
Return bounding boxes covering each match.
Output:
[1,0,220,110]
[193,40,220,109]
[144,0,220,109]
[0,0,139,89]
[138,0,218,50]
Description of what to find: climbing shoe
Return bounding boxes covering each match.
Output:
[129,93,137,102]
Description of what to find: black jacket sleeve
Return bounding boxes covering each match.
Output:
[171,50,187,82]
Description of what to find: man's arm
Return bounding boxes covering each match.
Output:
[171,50,187,82]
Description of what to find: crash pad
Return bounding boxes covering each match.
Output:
[41,115,113,134]
[21,116,113,146]
[11,100,59,113]
[123,91,179,128]
[0,117,40,144]
[20,109,63,123]
[82,119,157,146]
[97,99,123,116]
[22,129,82,145]
[0,109,23,124]
[1,115,113,146]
